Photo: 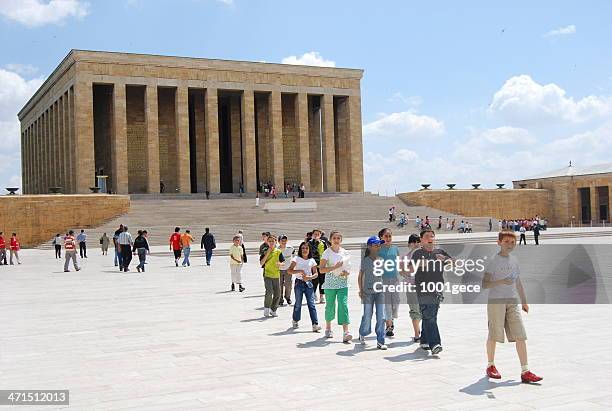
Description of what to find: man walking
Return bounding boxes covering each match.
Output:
[181,229,194,267]
[52,234,62,258]
[533,223,540,245]
[113,224,124,267]
[200,227,216,266]
[77,229,87,258]
[117,226,134,272]
[63,230,81,272]
[169,227,182,267]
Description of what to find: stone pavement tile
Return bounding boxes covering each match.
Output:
[537,402,610,411]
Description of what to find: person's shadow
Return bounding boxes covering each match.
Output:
[383,348,434,362]
[296,336,343,349]
[459,376,523,398]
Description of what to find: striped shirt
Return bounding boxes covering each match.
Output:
[117,231,133,246]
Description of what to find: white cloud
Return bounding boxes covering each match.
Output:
[281,51,336,67]
[544,24,576,37]
[388,92,422,107]
[3,63,38,76]
[0,0,89,27]
[216,0,234,5]
[477,126,535,145]
[363,111,445,139]
[394,149,418,162]
[489,74,612,126]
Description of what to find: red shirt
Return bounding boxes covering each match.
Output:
[0,235,5,249]
[169,233,182,250]
[10,237,20,251]
[64,235,76,250]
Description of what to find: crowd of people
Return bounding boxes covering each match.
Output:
[0,231,21,265]
[40,218,545,383]
[259,182,307,199]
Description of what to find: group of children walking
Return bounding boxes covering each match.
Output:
[0,231,21,265]
[243,226,543,384]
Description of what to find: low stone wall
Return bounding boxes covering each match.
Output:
[398,189,551,221]
[0,194,130,247]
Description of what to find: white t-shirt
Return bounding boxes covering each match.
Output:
[485,253,520,300]
[321,247,351,289]
[278,245,295,270]
[291,256,316,280]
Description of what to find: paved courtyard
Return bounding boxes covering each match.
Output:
[2,232,612,410]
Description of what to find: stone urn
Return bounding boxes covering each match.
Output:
[5,187,19,195]
[496,184,505,189]
[421,184,431,190]
[49,187,62,194]
[89,186,101,193]
[472,184,481,189]
[447,184,456,190]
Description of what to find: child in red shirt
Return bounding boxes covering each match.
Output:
[9,233,21,265]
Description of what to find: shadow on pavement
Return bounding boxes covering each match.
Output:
[459,376,522,398]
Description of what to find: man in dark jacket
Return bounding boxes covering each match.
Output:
[201,227,216,266]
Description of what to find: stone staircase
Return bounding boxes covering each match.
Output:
[36,193,491,248]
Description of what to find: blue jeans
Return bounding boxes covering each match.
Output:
[205,249,213,265]
[114,247,123,267]
[359,292,386,344]
[420,303,441,348]
[182,247,191,266]
[292,280,318,325]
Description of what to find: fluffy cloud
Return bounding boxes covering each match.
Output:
[489,74,612,126]
[0,67,44,191]
[475,126,535,145]
[281,51,336,67]
[544,24,576,37]
[363,111,445,139]
[0,0,89,27]
[388,92,422,107]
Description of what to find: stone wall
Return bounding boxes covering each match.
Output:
[398,189,551,221]
[0,195,130,247]
[126,86,147,193]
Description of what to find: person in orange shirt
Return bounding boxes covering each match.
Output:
[0,232,7,265]
[169,227,182,267]
[9,233,21,265]
[181,229,194,267]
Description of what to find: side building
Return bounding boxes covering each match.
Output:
[18,50,364,195]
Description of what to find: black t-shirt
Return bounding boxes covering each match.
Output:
[411,247,451,304]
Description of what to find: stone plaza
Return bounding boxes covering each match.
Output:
[2,229,612,410]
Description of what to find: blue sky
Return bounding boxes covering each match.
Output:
[1,0,611,194]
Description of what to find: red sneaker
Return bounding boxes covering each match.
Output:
[486,365,501,379]
[521,370,543,383]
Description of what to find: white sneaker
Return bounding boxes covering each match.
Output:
[312,324,322,332]
[358,335,366,345]
[324,329,333,338]
[377,343,388,350]
[264,308,270,317]
[270,310,278,317]
[292,320,299,329]
[431,344,443,355]
[343,332,353,343]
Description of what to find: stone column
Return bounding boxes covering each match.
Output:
[144,84,160,193]
[66,87,75,194]
[111,83,129,194]
[57,97,65,191]
[295,93,311,190]
[590,184,598,223]
[38,116,44,193]
[334,97,350,192]
[193,90,206,193]
[347,95,364,192]
[53,101,60,187]
[44,109,50,192]
[205,88,220,193]
[49,104,55,189]
[230,96,242,192]
[241,89,257,192]
[175,86,191,193]
[268,90,284,190]
[256,95,270,184]
[308,98,322,192]
[74,78,96,193]
[321,94,336,192]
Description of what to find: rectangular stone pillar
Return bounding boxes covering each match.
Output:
[347,95,364,192]
[295,93,311,190]
[334,97,350,192]
[268,91,284,190]
[144,84,160,193]
[590,185,598,223]
[34,119,40,193]
[241,89,257,192]
[66,87,75,194]
[57,97,65,191]
[53,101,60,187]
[38,116,44,193]
[44,110,50,192]
[192,90,206,193]
[308,97,322,192]
[175,86,191,193]
[74,79,95,193]
[205,88,220,193]
[111,83,129,194]
[256,95,271,184]
[230,96,242,192]
[321,94,336,192]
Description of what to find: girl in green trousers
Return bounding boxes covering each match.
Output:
[319,231,353,343]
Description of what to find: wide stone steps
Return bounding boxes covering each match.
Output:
[35,193,491,248]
